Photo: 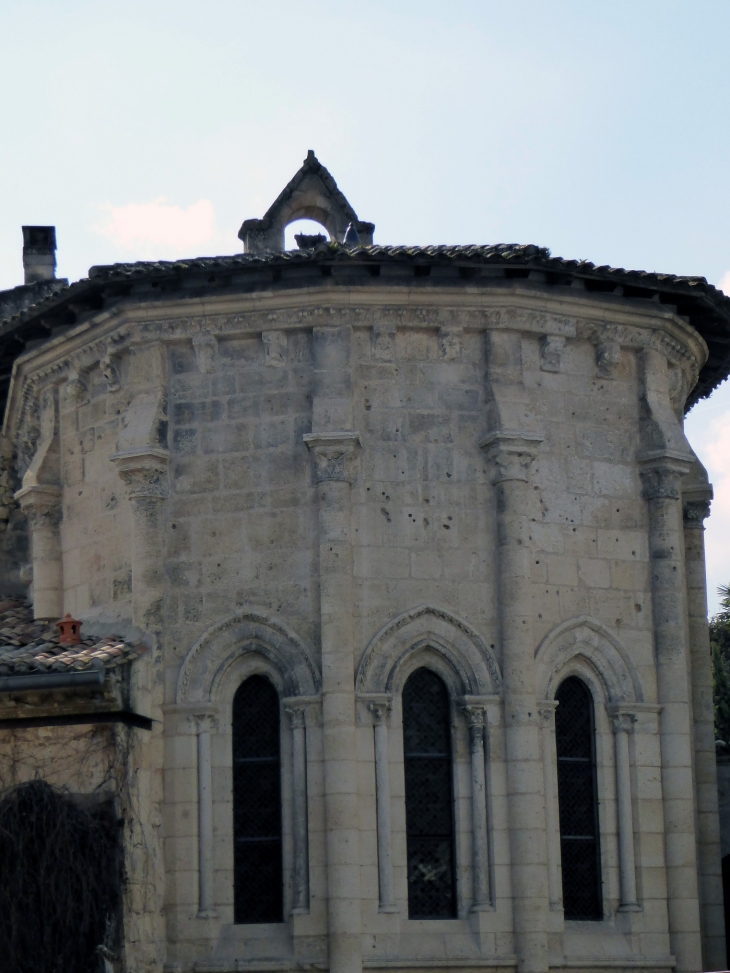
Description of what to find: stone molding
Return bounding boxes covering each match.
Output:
[176,607,320,704]
[534,615,643,704]
[303,432,361,483]
[356,604,501,696]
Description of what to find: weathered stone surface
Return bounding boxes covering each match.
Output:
[0,173,725,973]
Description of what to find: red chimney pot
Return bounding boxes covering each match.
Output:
[56,613,82,646]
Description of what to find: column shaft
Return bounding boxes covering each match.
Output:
[289,707,310,913]
[305,427,362,973]
[196,724,216,917]
[372,711,395,911]
[683,495,726,970]
[468,718,490,909]
[642,466,702,973]
[612,715,639,910]
[539,704,562,910]
[485,439,548,973]
[15,485,63,620]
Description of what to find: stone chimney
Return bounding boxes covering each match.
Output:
[22,226,56,284]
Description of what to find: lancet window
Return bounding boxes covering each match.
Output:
[232,675,283,923]
[555,675,602,920]
[402,667,457,919]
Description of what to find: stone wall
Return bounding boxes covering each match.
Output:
[3,285,722,973]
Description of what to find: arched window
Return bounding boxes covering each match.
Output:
[232,675,283,923]
[402,668,457,919]
[555,676,602,920]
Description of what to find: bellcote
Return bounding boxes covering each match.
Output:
[238,150,374,253]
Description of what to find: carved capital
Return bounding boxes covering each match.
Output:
[303,432,361,483]
[14,483,62,530]
[367,699,392,726]
[480,432,542,484]
[110,448,170,500]
[683,497,711,528]
[610,711,637,735]
[639,458,690,501]
[461,701,487,729]
[285,703,306,730]
[538,699,558,726]
[188,712,219,735]
[682,481,713,528]
[283,694,321,728]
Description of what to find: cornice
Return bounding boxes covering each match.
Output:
[3,286,708,444]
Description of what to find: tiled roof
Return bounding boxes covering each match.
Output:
[0,600,145,677]
[1,242,729,411]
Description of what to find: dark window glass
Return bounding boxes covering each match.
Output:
[555,676,602,920]
[233,675,283,923]
[402,668,457,919]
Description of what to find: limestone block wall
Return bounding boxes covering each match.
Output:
[3,283,722,973]
[58,363,134,621]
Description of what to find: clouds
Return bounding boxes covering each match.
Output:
[96,198,217,255]
[718,271,730,295]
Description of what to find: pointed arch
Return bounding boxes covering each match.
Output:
[176,607,320,704]
[534,615,643,704]
[356,605,501,696]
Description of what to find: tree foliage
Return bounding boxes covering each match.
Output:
[711,583,730,748]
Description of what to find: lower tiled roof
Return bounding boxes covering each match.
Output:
[0,600,145,677]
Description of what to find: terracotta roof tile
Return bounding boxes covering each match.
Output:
[0,600,146,678]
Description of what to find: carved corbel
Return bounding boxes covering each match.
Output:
[440,326,463,361]
[303,432,362,483]
[262,330,287,367]
[100,352,120,392]
[539,335,565,373]
[192,335,217,374]
[596,339,621,377]
[65,367,89,405]
[372,324,396,362]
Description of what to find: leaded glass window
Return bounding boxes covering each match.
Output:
[232,675,283,923]
[402,668,457,919]
[555,676,602,920]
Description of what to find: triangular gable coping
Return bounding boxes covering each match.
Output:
[239,150,374,251]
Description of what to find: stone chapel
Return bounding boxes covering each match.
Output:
[0,151,729,973]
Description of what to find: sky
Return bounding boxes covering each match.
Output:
[1,0,730,611]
